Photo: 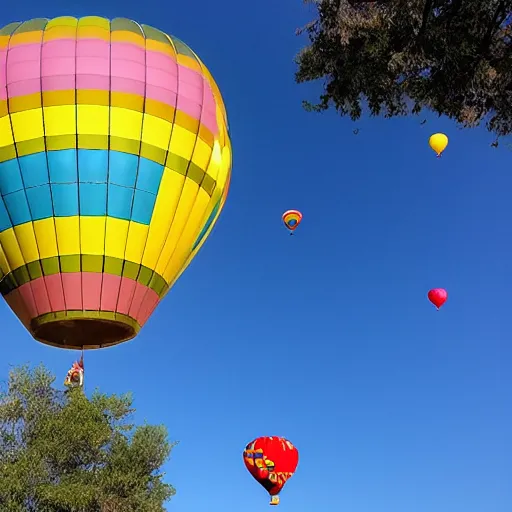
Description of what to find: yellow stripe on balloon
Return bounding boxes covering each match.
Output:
[44,105,76,137]
[142,114,173,151]
[170,141,232,284]
[168,125,196,161]
[217,147,231,190]
[206,141,222,180]
[80,217,106,255]
[55,217,80,255]
[162,187,211,282]
[169,191,224,289]
[0,243,11,276]
[33,218,58,259]
[110,108,143,141]
[0,229,24,270]
[125,222,149,264]
[13,222,40,264]
[158,177,199,281]
[142,167,185,271]
[77,105,109,136]
[191,137,213,171]
[10,109,44,141]
[105,218,129,260]
[0,117,14,147]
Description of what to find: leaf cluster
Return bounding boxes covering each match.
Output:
[296,0,512,137]
[0,364,175,512]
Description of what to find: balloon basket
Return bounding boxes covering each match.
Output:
[30,312,140,350]
[270,496,279,505]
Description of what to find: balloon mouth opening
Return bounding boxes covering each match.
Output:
[31,317,138,350]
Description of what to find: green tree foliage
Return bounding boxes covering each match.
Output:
[295,0,512,138]
[0,364,176,511]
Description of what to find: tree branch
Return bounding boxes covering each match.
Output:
[480,1,507,57]
[418,0,434,39]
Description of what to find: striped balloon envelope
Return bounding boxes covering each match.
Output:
[0,16,231,349]
[282,209,302,233]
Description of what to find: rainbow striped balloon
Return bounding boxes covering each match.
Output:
[282,210,302,232]
[0,17,231,349]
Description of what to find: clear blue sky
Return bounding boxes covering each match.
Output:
[1,1,511,511]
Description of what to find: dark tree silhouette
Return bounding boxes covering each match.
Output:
[296,0,512,140]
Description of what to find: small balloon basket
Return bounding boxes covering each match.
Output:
[270,496,280,506]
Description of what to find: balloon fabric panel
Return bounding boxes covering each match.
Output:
[0,17,231,349]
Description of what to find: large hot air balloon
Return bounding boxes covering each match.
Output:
[0,17,231,349]
[243,436,299,505]
[282,209,302,235]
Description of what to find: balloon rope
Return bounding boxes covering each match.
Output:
[81,347,85,392]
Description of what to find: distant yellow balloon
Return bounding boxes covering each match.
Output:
[429,133,448,156]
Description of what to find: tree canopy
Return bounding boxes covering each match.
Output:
[295,0,512,139]
[0,364,175,512]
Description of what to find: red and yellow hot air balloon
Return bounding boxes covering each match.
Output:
[0,16,231,350]
[282,210,302,235]
[243,436,299,505]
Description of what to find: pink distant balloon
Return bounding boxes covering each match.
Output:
[428,288,448,309]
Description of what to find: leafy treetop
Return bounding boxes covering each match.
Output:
[295,0,512,140]
[0,364,176,512]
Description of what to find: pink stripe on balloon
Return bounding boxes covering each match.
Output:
[6,45,41,83]
[44,274,66,311]
[179,82,203,104]
[43,75,76,92]
[4,273,158,325]
[137,292,160,326]
[111,43,145,64]
[1,40,219,134]
[7,79,40,97]
[179,66,203,88]
[77,39,110,58]
[111,76,145,96]
[0,49,7,98]
[177,95,202,120]
[146,50,177,74]
[146,66,177,91]
[30,278,52,316]
[202,83,216,111]
[7,60,40,82]
[111,58,145,82]
[42,39,76,59]
[76,73,109,90]
[42,57,75,77]
[116,278,136,315]
[201,110,218,134]
[18,283,37,318]
[133,287,158,325]
[82,272,102,310]
[62,273,83,310]
[127,281,160,325]
[128,282,148,319]
[76,57,110,76]
[4,288,31,328]
[145,84,177,106]
[100,273,122,311]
